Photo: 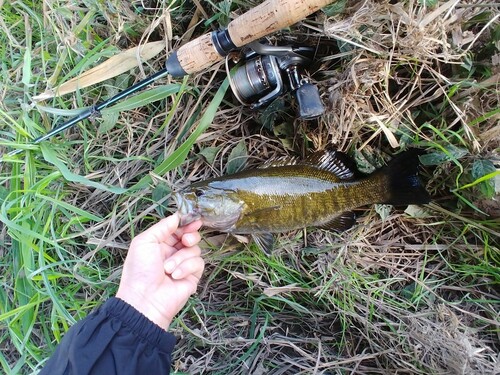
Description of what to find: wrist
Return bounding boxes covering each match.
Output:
[116,288,172,330]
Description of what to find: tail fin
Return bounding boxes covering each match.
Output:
[381,149,431,206]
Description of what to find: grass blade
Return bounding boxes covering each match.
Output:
[129,77,229,191]
[40,143,127,194]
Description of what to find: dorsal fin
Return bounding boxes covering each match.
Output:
[303,149,359,180]
[257,149,360,181]
[257,155,300,169]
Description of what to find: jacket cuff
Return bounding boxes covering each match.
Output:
[103,297,177,353]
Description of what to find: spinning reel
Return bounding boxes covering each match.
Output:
[226,42,325,120]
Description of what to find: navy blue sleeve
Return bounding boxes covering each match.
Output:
[40,297,176,375]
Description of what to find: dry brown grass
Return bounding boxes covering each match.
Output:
[319,0,499,152]
[1,0,498,374]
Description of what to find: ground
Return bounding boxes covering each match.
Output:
[0,0,498,374]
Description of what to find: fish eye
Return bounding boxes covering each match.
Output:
[195,189,204,197]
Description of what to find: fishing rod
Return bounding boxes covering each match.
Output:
[3,0,333,160]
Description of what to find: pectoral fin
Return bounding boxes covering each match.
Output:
[319,211,357,232]
[251,232,275,256]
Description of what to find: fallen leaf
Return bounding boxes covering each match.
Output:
[263,284,309,297]
[33,40,166,101]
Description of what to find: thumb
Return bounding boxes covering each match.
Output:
[132,213,180,245]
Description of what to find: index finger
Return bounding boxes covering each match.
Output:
[175,218,202,236]
[132,213,180,245]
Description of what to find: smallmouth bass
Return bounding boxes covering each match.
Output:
[174,148,430,254]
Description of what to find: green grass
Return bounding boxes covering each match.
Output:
[1,0,499,374]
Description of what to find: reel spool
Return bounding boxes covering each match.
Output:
[226,42,325,120]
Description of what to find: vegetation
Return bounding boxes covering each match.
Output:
[0,0,498,374]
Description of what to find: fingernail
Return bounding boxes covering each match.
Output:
[164,260,176,274]
[171,269,182,279]
[183,234,194,246]
[166,213,180,230]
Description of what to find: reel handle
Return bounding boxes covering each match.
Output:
[295,83,325,120]
[167,0,332,76]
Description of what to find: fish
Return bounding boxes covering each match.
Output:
[174,148,430,255]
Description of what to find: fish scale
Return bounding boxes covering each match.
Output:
[213,166,363,232]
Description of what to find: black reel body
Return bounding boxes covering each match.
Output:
[227,42,325,120]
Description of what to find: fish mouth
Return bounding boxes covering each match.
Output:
[173,192,201,226]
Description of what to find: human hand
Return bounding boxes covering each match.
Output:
[116,213,204,330]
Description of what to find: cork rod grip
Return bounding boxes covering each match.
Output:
[228,0,331,46]
[173,0,332,75]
